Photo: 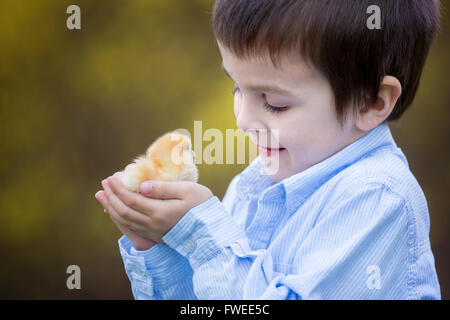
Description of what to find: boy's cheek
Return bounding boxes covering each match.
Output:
[233,96,242,119]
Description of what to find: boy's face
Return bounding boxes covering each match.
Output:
[218,42,364,182]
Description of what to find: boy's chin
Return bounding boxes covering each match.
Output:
[260,155,286,182]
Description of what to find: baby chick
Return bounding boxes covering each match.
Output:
[120,131,198,192]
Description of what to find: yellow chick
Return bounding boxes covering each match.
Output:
[120,131,198,192]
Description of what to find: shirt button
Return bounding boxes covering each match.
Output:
[183,239,196,253]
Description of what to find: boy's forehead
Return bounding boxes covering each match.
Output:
[219,43,313,94]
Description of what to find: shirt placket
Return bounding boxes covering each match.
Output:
[245,199,286,250]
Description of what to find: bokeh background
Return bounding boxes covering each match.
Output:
[0,0,448,299]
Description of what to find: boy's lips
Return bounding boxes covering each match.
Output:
[258,145,286,157]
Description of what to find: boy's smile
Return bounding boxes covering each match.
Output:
[257,145,286,158]
[218,42,365,182]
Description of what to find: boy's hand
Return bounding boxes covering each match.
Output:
[98,173,214,243]
[96,188,157,251]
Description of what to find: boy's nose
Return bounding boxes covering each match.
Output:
[236,100,264,134]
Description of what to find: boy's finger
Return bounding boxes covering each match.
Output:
[96,190,121,218]
[102,179,151,225]
[96,189,143,231]
[95,191,109,213]
[139,180,192,200]
[107,176,162,214]
[96,190,119,217]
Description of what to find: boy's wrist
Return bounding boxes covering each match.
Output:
[162,196,245,269]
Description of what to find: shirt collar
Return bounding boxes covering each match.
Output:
[235,155,277,201]
[235,122,399,214]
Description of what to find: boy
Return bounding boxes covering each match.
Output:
[95,0,441,299]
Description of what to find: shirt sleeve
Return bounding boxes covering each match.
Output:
[162,182,422,299]
[117,174,243,300]
[162,195,261,299]
[118,236,197,299]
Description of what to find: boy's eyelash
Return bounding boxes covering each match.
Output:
[263,102,289,114]
[231,87,289,114]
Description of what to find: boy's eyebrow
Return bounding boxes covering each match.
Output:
[221,63,294,96]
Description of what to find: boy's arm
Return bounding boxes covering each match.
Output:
[157,173,267,299]
[118,236,197,299]
[116,174,242,300]
[162,195,261,299]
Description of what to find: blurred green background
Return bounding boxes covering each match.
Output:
[0,0,448,299]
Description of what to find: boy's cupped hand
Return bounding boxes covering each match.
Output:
[95,172,214,246]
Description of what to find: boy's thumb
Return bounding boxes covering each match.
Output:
[140,181,153,194]
[140,180,190,199]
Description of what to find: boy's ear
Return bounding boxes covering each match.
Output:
[356,76,402,131]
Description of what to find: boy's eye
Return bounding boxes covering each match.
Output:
[232,87,289,114]
[263,102,289,114]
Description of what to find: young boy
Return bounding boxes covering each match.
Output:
[95,0,441,299]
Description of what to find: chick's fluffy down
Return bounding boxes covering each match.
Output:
[120,131,198,192]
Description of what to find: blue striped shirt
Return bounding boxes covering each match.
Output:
[118,122,440,299]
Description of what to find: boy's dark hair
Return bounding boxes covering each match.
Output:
[212,0,441,127]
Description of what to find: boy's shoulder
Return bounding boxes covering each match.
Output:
[327,144,428,221]
[346,145,423,199]
[317,141,432,246]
